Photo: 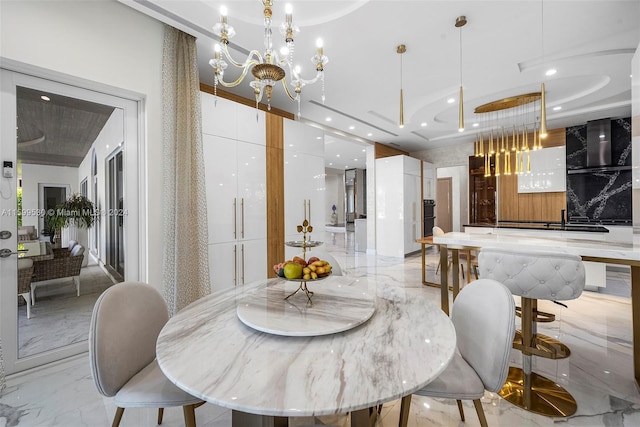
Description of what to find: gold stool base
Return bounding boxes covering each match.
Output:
[499,367,577,417]
[513,330,571,359]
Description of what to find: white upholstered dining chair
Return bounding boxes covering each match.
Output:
[398,278,516,427]
[89,281,204,427]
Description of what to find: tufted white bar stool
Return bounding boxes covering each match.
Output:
[478,247,585,418]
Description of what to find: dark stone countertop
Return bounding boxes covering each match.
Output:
[465,222,610,233]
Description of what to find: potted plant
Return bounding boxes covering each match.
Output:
[45,193,96,246]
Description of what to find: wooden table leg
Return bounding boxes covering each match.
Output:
[440,244,449,315]
[632,265,640,390]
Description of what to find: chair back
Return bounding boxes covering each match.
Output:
[451,278,516,393]
[68,240,78,250]
[89,281,169,397]
[432,226,445,237]
[478,247,585,301]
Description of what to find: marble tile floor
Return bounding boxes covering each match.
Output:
[18,264,118,358]
[2,231,640,426]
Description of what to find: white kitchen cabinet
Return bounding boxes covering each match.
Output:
[376,155,423,257]
[202,92,267,292]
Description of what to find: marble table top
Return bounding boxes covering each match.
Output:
[434,231,640,263]
[236,280,376,336]
[156,275,456,417]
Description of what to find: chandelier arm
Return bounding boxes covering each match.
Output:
[280,78,298,101]
[294,70,323,86]
[221,43,264,69]
[217,65,257,88]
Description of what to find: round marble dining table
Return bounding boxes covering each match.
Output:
[156,275,456,426]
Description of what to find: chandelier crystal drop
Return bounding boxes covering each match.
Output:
[209,1,329,117]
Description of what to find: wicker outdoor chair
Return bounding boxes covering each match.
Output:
[31,244,85,305]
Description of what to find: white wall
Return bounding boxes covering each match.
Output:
[20,164,78,232]
[1,0,164,287]
[325,171,344,224]
[78,108,124,263]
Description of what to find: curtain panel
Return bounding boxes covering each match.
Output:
[162,26,211,315]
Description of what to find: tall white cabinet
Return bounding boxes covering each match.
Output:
[202,94,267,293]
[283,119,326,260]
[375,155,426,258]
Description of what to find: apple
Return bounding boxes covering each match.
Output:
[283,262,303,279]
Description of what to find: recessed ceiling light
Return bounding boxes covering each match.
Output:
[472,123,479,127]
[316,136,321,139]
[367,133,372,136]
[349,125,355,130]
[553,106,562,111]
[336,154,340,157]
[353,158,358,162]
[345,165,349,169]
[325,117,332,122]
[447,98,455,104]
[40,95,50,101]
[361,149,366,152]
[421,122,427,127]
[329,162,333,166]
[289,144,294,147]
[545,68,557,76]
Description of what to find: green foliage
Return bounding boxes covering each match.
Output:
[17,187,22,227]
[47,193,96,231]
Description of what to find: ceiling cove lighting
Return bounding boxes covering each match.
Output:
[455,15,467,132]
[209,1,329,116]
[397,44,406,128]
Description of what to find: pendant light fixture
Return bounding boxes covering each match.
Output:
[456,15,467,132]
[397,44,406,128]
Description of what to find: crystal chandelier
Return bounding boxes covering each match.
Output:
[209,1,329,116]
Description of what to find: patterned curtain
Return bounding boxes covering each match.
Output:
[161,26,211,315]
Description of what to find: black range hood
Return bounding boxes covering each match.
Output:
[586,119,611,167]
[567,118,631,174]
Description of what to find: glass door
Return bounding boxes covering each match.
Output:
[0,67,142,375]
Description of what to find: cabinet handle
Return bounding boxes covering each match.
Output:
[241,243,245,284]
[241,198,245,239]
[233,244,237,286]
[233,198,237,239]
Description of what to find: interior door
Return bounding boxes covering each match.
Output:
[436,177,453,232]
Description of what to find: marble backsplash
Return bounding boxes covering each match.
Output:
[566,117,632,223]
